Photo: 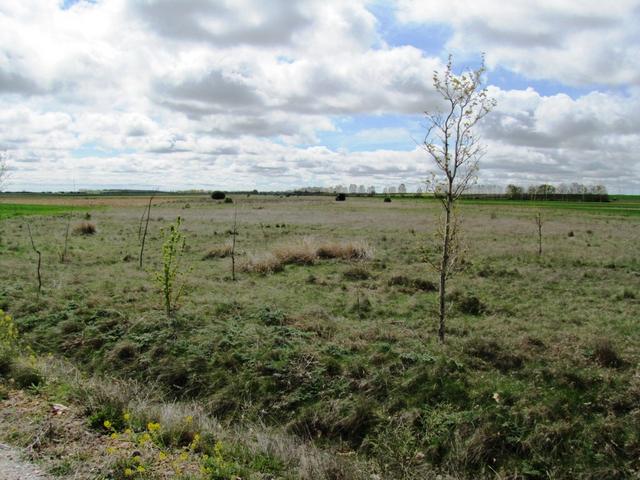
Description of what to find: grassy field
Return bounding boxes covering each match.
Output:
[1,194,639,479]
[0,202,87,220]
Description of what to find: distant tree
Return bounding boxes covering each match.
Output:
[388,186,397,194]
[358,184,366,194]
[505,184,524,199]
[382,187,388,194]
[398,183,407,194]
[416,186,423,195]
[335,193,347,201]
[368,185,376,195]
[211,191,226,200]
[349,184,357,194]
[422,55,496,343]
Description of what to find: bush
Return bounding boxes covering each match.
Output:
[388,275,436,292]
[448,291,485,315]
[335,193,346,201]
[224,197,233,204]
[383,197,392,203]
[211,191,226,200]
[73,221,96,235]
[11,362,44,388]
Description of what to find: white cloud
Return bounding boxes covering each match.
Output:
[0,0,638,193]
[396,0,640,87]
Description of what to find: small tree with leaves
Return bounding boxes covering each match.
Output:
[422,55,496,342]
[155,217,187,319]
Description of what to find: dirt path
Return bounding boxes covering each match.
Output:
[0,444,48,480]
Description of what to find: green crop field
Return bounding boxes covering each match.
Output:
[0,202,87,220]
[1,194,639,479]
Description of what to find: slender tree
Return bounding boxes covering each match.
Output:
[230,206,238,281]
[138,195,154,269]
[26,223,42,293]
[535,212,543,256]
[422,55,496,342]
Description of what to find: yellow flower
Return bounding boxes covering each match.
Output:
[123,412,131,422]
[138,433,151,445]
[133,455,142,464]
[136,466,146,473]
[106,447,115,455]
[110,432,119,440]
[158,451,167,461]
[124,468,134,477]
[124,428,133,435]
[103,420,112,429]
[184,415,193,424]
[147,421,161,432]
[179,452,189,461]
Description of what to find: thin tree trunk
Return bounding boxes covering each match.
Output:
[139,195,154,269]
[438,193,452,343]
[231,207,237,281]
[26,223,42,293]
[536,213,542,256]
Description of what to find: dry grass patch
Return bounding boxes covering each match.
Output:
[202,244,233,260]
[242,253,285,274]
[273,239,318,265]
[316,240,373,260]
[72,221,96,235]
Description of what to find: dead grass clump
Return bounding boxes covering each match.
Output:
[592,339,624,368]
[73,221,96,235]
[202,244,233,260]
[316,240,372,261]
[242,254,285,274]
[273,240,318,265]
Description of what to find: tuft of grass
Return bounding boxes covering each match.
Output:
[316,240,372,261]
[591,339,624,368]
[73,221,96,235]
[202,244,233,260]
[242,254,285,274]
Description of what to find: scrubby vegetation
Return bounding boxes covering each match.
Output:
[1,194,639,479]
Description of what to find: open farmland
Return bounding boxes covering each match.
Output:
[1,194,640,479]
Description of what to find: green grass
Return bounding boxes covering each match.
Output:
[1,194,639,479]
[0,203,86,220]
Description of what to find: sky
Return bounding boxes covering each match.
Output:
[1,0,639,193]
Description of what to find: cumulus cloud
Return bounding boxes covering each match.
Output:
[396,0,640,87]
[0,0,638,193]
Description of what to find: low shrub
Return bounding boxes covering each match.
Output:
[224,197,234,204]
[73,221,96,235]
[211,191,226,200]
[448,291,485,315]
[383,197,392,203]
[335,193,346,201]
[11,361,44,388]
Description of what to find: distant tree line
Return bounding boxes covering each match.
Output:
[504,183,609,202]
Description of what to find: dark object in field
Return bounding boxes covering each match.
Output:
[568,231,575,237]
[592,339,624,368]
[335,193,347,201]
[447,290,485,315]
[84,212,92,220]
[74,221,96,235]
[211,191,226,200]
[224,197,233,204]
[388,275,436,292]
[384,197,392,203]
[343,266,370,280]
[464,337,523,371]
